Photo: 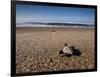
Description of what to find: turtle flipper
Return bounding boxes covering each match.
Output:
[59,49,64,54]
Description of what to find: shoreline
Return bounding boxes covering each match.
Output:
[16,26,94,30]
[16,24,94,29]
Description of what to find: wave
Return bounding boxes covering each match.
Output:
[16,23,94,28]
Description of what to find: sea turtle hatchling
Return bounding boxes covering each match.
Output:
[59,43,81,57]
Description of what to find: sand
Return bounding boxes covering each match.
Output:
[16,27,95,73]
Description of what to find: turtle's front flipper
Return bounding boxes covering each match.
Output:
[59,49,64,54]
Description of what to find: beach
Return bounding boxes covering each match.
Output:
[16,27,95,73]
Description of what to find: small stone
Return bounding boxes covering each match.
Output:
[26,69,30,72]
[48,58,53,62]
[81,65,85,69]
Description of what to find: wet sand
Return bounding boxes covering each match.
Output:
[16,27,95,73]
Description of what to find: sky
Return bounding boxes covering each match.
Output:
[16,4,95,25]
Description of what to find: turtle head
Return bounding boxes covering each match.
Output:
[64,43,68,46]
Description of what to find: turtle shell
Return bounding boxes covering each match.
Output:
[63,46,72,55]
